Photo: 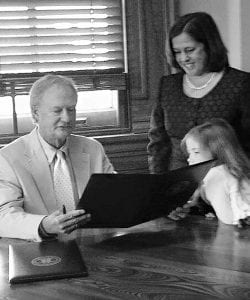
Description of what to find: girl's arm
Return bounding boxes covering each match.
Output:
[202,166,234,224]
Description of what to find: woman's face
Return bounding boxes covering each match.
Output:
[185,136,213,165]
[172,32,208,76]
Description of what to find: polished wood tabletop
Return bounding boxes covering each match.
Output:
[0,216,250,300]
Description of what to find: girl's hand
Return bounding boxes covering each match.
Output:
[168,206,190,220]
[167,187,201,220]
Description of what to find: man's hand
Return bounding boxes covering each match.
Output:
[41,209,91,235]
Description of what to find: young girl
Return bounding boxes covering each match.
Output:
[181,118,250,227]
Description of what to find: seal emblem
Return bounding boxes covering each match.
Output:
[31,256,61,266]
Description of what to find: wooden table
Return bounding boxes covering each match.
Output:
[0,216,250,300]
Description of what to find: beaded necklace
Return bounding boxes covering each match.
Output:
[185,73,215,90]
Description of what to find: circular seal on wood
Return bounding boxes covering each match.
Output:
[31,256,61,266]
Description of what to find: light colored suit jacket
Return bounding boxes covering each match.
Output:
[0,128,114,240]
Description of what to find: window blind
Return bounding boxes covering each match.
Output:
[0,0,126,95]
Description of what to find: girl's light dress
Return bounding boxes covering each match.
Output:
[201,165,250,225]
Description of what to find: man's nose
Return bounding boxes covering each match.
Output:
[61,109,70,122]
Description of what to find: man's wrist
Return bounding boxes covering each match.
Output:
[38,217,57,239]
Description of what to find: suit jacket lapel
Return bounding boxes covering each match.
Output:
[24,129,57,213]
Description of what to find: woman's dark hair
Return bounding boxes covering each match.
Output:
[167,12,229,72]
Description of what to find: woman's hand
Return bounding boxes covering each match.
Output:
[41,209,91,235]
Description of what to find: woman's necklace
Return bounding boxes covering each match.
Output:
[185,72,215,90]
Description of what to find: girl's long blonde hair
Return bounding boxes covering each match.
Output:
[181,118,250,181]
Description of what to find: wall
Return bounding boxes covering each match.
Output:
[241,0,250,71]
[97,133,148,174]
[178,0,250,72]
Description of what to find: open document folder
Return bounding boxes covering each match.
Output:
[77,160,215,228]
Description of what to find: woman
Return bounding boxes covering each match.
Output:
[148,12,250,173]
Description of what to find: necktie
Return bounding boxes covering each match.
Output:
[53,150,75,212]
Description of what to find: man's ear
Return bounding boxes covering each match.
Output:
[31,105,39,123]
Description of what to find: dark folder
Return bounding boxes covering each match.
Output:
[77,160,215,228]
[9,239,88,284]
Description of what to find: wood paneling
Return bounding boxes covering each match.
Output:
[126,0,172,136]
[95,1,173,174]
[97,133,149,173]
[105,0,173,173]
[126,0,148,99]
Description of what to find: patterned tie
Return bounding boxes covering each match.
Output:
[53,150,75,212]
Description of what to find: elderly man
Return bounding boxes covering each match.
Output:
[0,74,114,241]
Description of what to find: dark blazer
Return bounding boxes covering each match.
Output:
[148,67,250,172]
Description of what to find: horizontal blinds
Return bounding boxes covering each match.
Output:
[0,0,124,76]
[0,73,127,97]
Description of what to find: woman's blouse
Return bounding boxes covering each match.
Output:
[148,67,250,172]
[201,165,250,225]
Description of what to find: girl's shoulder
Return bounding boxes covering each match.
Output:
[202,165,241,196]
[204,165,234,185]
[205,164,228,176]
[204,164,250,193]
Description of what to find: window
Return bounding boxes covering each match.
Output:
[0,0,129,142]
